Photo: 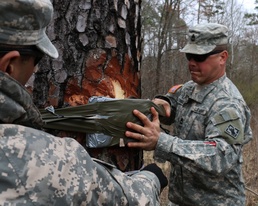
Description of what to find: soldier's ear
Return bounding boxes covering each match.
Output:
[0,51,20,75]
[220,50,228,63]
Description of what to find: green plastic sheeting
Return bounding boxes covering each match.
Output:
[40,99,166,145]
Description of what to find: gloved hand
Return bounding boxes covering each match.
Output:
[142,163,168,191]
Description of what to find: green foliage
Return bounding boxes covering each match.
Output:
[141,0,161,29]
[198,0,225,21]
[244,13,258,25]
[234,76,258,108]
[244,0,258,25]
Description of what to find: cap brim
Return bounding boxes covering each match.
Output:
[36,33,58,59]
[180,44,216,55]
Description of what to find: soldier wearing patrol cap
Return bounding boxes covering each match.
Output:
[126,23,252,205]
[180,23,228,54]
[0,0,168,205]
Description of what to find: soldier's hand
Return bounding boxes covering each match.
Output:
[152,98,171,117]
[125,107,160,151]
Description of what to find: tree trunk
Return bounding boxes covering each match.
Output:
[32,0,141,108]
[30,0,143,171]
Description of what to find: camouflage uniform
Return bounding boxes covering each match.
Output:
[0,123,160,205]
[0,0,58,58]
[154,23,252,206]
[0,0,162,205]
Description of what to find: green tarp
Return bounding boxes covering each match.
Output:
[40,99,166,145]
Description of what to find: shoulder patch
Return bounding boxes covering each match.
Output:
[212,108,244,144]
[168,84,183,94]
[225,124,240,139]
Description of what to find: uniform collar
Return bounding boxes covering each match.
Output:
[0,71,43,128]
[187,74,227,103]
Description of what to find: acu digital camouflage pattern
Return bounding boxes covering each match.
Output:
[0,124,161,205]
[154,74,252,206]
[0,71,43,129]
[0,0,58,58]
[180,23,228,55]
[0,71,161,205]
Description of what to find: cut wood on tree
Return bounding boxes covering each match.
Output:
[28,0,144,172]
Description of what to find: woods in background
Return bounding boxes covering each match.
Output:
[141,0,258,106]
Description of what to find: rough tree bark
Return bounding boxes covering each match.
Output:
[32,0,141,107]
[29,0,143,171]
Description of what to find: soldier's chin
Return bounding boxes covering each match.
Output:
[191,74,199,81]
[191,76,204,85]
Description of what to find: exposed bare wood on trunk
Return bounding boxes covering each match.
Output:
[65,50,140,106]
[31,0,142,108]
[29,0,143,172]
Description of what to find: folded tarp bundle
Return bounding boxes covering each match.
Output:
[40,98,166,145]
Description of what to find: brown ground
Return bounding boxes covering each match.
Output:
[143,151,171,205]
[243,107,258,206]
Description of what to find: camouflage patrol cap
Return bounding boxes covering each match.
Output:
[180,23,228,55]
[0,0,58,58]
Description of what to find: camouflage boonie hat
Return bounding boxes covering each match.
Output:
[0,0,58,58]
[180,23,228,55]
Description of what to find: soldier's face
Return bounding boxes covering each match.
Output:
[187,50,228,85]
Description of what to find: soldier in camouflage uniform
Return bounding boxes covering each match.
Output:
[125,23,253,206]
[0,0,168,205]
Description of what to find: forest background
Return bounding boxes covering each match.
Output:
[140,0,258,205]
